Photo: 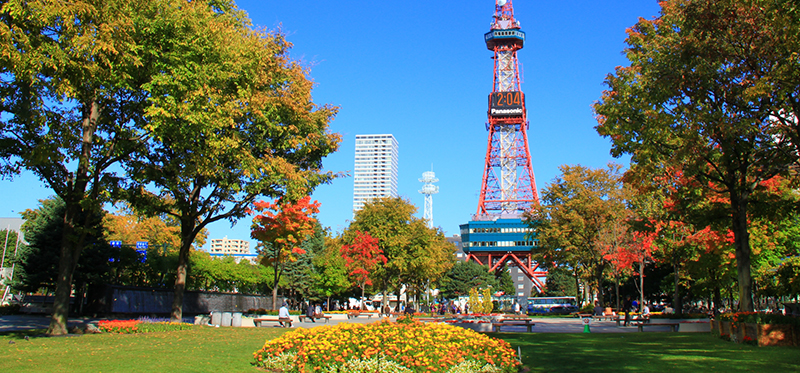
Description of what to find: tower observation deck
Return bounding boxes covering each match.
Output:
[461,0,545,295]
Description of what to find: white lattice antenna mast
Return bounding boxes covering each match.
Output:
[419,170,439,229]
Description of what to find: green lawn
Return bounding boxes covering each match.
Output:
[496,332,800,372]
[1,327,798,372]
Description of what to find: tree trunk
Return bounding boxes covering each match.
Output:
[171,215,197,322]
[272,260,281,311]
[170,238,192,322]
[673,261,682,315]
[639,260,644,312]
[730,193,754,312]
[48,100,99,335]
[48,218,79,335]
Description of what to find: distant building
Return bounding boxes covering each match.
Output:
[353,134,399,212]
[209,236,250,255]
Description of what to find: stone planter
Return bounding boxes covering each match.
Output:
[732,323,758,344]
[719,321,732,339]
[757,324,797,347]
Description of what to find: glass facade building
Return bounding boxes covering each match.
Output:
[353,134,399,212]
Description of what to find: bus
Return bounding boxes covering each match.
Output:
[526,296,578,314]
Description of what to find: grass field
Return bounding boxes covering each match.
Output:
[1,326,798,372]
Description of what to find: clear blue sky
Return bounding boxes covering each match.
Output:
[0,0,659,251]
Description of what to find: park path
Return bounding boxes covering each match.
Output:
[1,314,688,334]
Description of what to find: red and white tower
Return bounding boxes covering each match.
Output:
[478,0,539,216]
[461,0,546,296]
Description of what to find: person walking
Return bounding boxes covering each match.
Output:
[623,296,633,327]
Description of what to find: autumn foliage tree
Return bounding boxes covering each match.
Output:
[594,0,799,312]
[526,164,629,305]
[251,196,320,310]
[340,231,387,308]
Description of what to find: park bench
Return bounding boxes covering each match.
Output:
[254,318,292,328]
[347,311,375,319]
[635,322,677,332]
[416,317,445,322]
[616,314,649,326]
[298,315,332,323]
[592,314,616,322]
[492,319,535,333]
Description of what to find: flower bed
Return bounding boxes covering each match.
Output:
[252,317,520,372]
[98,319,193,334]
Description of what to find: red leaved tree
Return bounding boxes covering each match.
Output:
[340,231,387,309]
[251,196,320,310]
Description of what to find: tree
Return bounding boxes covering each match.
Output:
[251,196,320,310]
[525,164,628,305]
[437,261,497,299]
[0,0,164,335]
[310,237,351,311]
[594,0,799,312]
[342,197,454,306]
[278,221,326,302]
[543,266,577,298]
[340,231,387,307]
[11,198,110,314]
[124,0,340,321]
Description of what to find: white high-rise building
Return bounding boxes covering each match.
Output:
[353,134,399,212]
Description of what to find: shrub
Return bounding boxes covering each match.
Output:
[138,322,194,333]
[252,319,520,372]
[718,312,800,326]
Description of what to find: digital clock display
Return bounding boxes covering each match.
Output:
[488,91,524,117]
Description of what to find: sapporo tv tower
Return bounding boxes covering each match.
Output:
[460,0,546,294]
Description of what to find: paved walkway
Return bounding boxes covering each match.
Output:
[0,314,694,334]
[0,315,98,333]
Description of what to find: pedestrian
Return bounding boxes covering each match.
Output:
[278,302,292,327]
[593,301,603,316]
[514,302,521,315]
[306,302,316,323]
[623,296,632,326]
[315,303,322,317]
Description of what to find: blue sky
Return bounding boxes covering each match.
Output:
[0,0,660,251]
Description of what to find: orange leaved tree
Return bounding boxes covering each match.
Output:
[251,196,320,310]
[340,231,387,309]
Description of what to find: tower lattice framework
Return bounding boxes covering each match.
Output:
[477,0,539,215]
[466,0,546,293]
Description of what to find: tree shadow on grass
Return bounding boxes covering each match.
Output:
[0,329,49,340]
[496,332,800,372]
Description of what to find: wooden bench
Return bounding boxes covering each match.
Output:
[298,315,332,323]
[592,314,616,322]
[616,315,648,326]
[635,322,677,332]
[347,311,375,319]
[254,318,292,328]
[492,319,535,333]
[416,317,445,322]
